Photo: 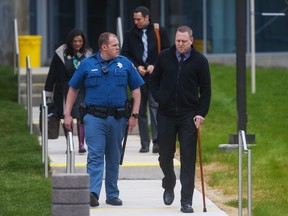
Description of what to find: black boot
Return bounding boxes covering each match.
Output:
[77,124,86,153]
[152,140,159,153]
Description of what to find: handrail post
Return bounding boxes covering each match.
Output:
[66,131,75,173]
[238,130,252,216]
[41,91,45,163]
[26,56,33,134]
[238,130,243,216]
[44,104,48,178]
[14,19,20,103]
[66,133,71,173]
[248,149,252,216]
[41,90,49,178]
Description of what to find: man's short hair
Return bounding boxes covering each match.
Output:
[177,26,193,37]
[134,6,150,17]
[98,32,117,48]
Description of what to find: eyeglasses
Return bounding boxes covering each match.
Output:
[101,66,109,74]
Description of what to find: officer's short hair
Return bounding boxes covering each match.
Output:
[98,32,116,48]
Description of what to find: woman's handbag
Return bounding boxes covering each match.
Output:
[39,102,60,139]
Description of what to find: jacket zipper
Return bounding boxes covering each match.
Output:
[175,61,183,113]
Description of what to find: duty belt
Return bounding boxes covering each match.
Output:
[86,105,127,119]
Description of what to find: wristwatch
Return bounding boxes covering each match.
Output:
[131,113,139,118]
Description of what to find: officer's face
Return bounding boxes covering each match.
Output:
[105,36,120,59]
[133,12,149,29]
[175,31,193,54]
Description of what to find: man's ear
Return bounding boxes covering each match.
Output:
[145,15,149,21]
[102,44,107,50]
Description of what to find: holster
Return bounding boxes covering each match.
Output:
[125,98,134,118]
[78,103,87,125]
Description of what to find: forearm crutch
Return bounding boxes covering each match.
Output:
[197,128,207,212]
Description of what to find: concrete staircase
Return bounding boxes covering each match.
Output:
[19,67,49,107]
[19,67,49,136]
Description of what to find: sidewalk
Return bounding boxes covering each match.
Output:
[47,134,229,216]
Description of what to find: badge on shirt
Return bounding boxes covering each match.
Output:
[117,62,123,68]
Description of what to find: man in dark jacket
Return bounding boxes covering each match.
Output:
[150,26,211,213]
[121,6,170,153]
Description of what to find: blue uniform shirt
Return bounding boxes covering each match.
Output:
[69,52,144,108]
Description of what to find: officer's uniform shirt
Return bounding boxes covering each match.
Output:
[69,52,144,108]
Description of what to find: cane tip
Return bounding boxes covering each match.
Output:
[203,208,207,212]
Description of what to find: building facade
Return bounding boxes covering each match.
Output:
[1,0,288,66]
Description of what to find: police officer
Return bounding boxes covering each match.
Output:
[64,32,144,207]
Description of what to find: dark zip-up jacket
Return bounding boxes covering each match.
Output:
[150,45,211,117]
[121,21,170,82]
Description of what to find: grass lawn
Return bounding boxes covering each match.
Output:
[0,64,287,215]
[199,64,288,215]
[0,66,51,216]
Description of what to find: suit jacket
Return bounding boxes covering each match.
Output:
[121,22,170,82]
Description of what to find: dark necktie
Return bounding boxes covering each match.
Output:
[179,54,185,68]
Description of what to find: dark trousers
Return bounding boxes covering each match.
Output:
[157,112,197,205]
[138,83,158,148]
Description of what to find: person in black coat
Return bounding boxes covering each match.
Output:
[121,6,170,153]
[44,28,92,153]
[150,26,211,213]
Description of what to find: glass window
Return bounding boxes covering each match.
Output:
[87,0,119,52]
[48,0,75,56]
[206,0,236,53]
[255,0,288,52]
[167,0,236,54]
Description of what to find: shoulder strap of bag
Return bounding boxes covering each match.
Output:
[154,23,161,54]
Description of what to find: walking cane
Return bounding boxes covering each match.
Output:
[120,124,129,165]
[197,127,207,212]
[120,98,134,165]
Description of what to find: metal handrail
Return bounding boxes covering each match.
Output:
[66,131,75,173]
[41,91,49,178]
[26,56,33,134]
[14,19,20,104]
[238,130,252,216]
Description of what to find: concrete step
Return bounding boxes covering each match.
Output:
[20,94,42,106]
[19,67,49,83]
[19,67,47,106]
[20,83,45,94]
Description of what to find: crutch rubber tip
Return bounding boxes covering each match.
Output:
[203,208,207,212]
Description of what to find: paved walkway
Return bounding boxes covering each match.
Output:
[47,134,229,216]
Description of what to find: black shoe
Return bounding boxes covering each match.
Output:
[163,189,174,205]
[139,147,149,153]
[152,143,159,153]
[78,148,86,153]
[106,198,123,206]
[90,192,99,207]
[180,204,194,213]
